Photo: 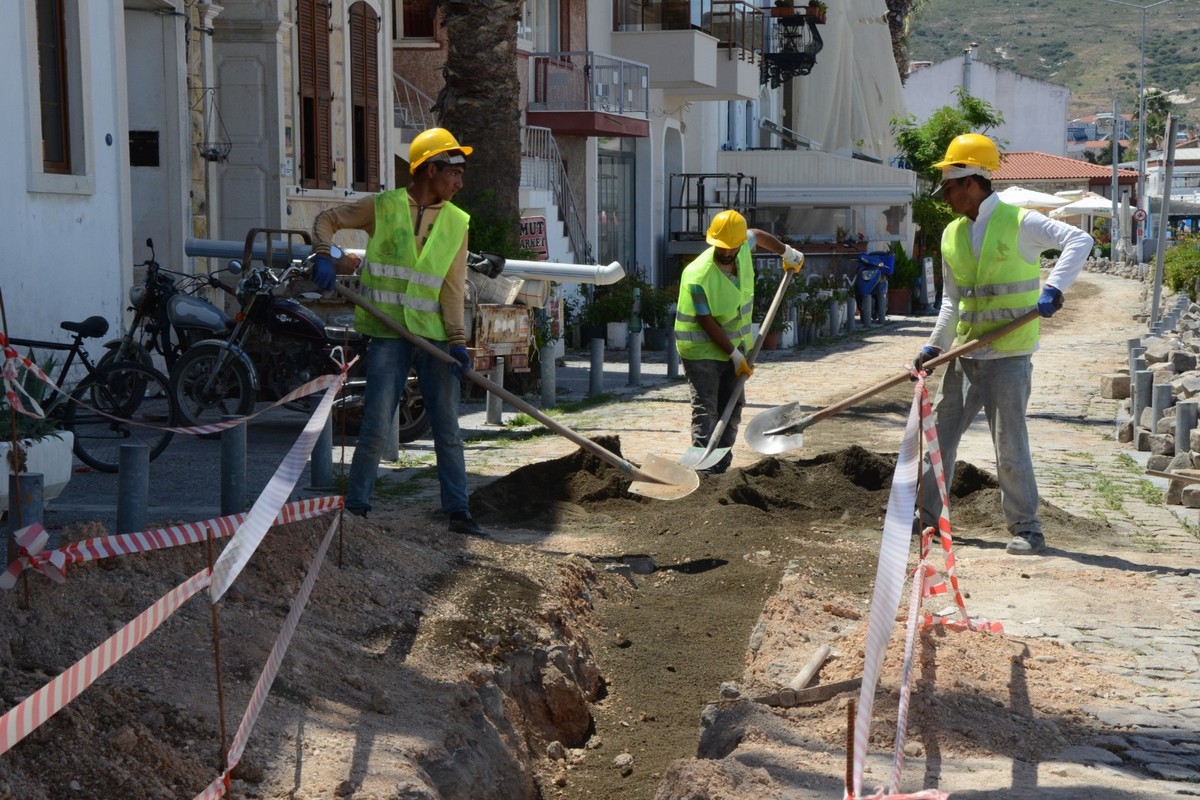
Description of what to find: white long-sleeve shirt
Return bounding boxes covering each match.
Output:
[927,193,1094,358]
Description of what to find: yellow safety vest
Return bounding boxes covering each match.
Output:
[358,189,469,340]
[674,246,754,361]
[941,201,1040,352]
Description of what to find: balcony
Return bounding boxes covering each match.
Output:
[527,51,650,138]
[610,0,763,101]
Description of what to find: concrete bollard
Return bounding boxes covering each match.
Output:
[628,328,642,386]
[846,296,856,332]
[221,415,247,516]
[1152,383,1173,430]
[6,473,44,561]
[1133,370,1153,433]
[1175,400,1198,455]
[116,444,149,535]
[486,357,505,424]
[666,327,679,379]
[310,414,334,490]
[1128,346,1144,379]
[540,349,556,409]
[589,338,605,396]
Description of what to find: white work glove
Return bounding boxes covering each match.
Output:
[729,347,754,378]
[781,245,805,273]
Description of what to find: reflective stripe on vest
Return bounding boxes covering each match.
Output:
[942,201,1040,352]
[674,246,754,361]
[357,189,469,340]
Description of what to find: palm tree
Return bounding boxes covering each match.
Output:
[433,0,524,251]
[1140,89,1175,150]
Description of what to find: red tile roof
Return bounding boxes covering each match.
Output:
[993,151,1137,181]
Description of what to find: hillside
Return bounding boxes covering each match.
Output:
[907,0,1200,122]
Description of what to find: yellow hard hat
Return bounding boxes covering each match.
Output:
[706,210,748,249]
[932,133,1001,172]
[409,127,473,174]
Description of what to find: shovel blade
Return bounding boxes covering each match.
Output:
[628,454,701,501]
[745,402,806,455]
[678,444,730,470]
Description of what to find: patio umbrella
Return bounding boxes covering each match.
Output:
[997,186,1070,209]
[1049,193,1114,219]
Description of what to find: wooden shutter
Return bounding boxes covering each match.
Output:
[298,0,332,189]
[350,3,380,192]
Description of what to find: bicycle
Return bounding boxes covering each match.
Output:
[3,316,179,472]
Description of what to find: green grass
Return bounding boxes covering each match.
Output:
[1093,474,1125,512]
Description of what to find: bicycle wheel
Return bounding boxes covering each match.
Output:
[171,343,256,427]
[65,361,177,472]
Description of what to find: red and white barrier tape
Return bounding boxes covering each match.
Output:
[168,371,345,437]
[1,338,56,419]
[209,373,342,602]
[193,512,341,800]
[0,497,342,590]
[0,569,211,756]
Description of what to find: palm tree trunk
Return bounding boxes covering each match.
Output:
[433,0,524,248]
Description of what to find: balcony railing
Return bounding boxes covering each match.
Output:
[521,126,592,264]
[393,71,435,135]
[614,0,763,55]
[529,51,649,117]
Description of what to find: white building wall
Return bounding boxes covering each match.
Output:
[3,1,130,348]
[903,58,1070,156]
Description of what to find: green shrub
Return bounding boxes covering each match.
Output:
[1164,233,1200,300]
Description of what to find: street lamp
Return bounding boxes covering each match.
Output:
[1103,0,1171,262]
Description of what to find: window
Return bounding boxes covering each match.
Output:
[297,0,332,189]
[521,0,561,52]
[349,2,381,192]
[37,0,69,173]
[393,0,434,39]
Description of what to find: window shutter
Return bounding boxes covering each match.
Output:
[298,0,332,189]
[350,3,380,192]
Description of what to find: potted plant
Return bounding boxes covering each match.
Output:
[886,242,921,316]
[582,279,638,349]
[638,282,674,351]
[771,0,797,16]
[753,268,798,350]
[835,225,850,244]
[1,352,74,511]
[806,0,827,23]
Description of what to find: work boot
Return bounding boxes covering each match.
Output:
[1006,531,1045,555]
[448,511,488,539]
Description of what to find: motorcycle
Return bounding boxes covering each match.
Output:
[104,238,235,372]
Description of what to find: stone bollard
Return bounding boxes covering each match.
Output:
[628,328,642,387]
[1133,370,1153,443]
[486,357,505,424]
[666,327,679,379]
[1176,400,1199,456]
[846,296,856,332]
[540,349,556,409]
[116,444,149,536]
[221,415,247,516]
[1152,383,1174,430]
[310,415,334,490]
[589,338,605,396]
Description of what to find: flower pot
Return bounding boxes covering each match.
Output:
[887,287,912,316]
[762,331,782,351]
[1,433,74,510]
[606,322,629,350]
[770,5,798,16]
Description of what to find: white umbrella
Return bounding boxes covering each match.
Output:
[1049,193,1114,219]
[997,186,1070,209]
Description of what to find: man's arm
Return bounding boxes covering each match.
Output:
[1020,211,1094,294]
[439,235,469,348]
[312,194,376,270]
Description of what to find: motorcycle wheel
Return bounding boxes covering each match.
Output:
[171,343,257,428]
[98,340,154,371]
[332,368,431,444]
[66,361,177,472]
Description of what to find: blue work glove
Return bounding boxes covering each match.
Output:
[911,345,941,379]
[312,254,337,291]
[449,345,472,377]
[1037,285,1064,318]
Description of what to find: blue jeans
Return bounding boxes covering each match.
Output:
[345,336,468,516]
[682,357,742,471]
[919,355,1041,536]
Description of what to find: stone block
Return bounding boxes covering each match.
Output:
[1136,429,1152,451]
[1170,350,1198,372]
[1147,454,1173,473]
[1117,420,1134,443]
[1183,485,1200,508]
[1101,373,1130,400]
[1191,428,1200,452]
[1150,434,1175,455]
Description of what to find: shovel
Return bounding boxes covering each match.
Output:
[744,309,1041,455]
[333,284,699,501]
[680,267,797,470]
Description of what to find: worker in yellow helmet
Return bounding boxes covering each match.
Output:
[311,127,487,537]
[674,209,805,474]
[911,132,1093,555]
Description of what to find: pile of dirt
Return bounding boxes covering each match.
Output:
[0,443,1139,799]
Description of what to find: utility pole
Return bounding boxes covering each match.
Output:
[1103,0,1172,263]
[1112,98,1120,246]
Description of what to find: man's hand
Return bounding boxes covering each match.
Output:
[449,345,472,377]
[1037,285,1064,318]
[730,348,754,379]
[312,255,337,291]
[781,245,805,273]
[911,345,941,379]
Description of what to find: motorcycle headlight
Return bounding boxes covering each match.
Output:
[129,284,146,307]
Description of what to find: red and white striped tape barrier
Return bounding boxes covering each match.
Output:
[0,569,211,756]
[192,512,341,799]
[1,335,56,419]
[0,497,342,591]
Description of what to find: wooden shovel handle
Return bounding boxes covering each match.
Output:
[333,283,674,485]
[791,309,1041,433]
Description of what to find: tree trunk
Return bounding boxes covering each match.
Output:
[434,0,524,251]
